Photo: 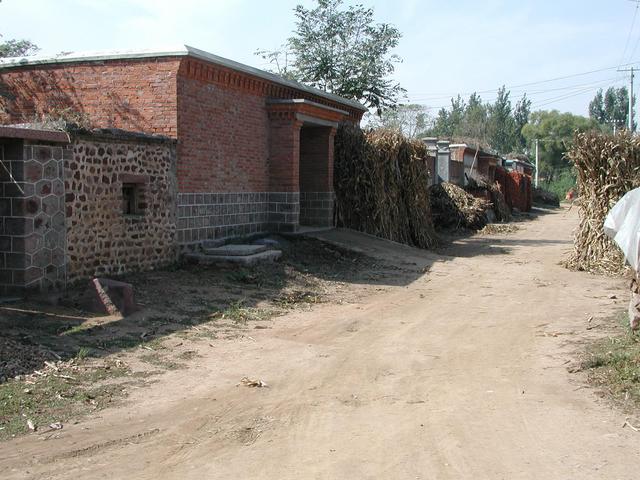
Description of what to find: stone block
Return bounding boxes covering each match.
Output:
[36,179,52,196]
[0,236,11,252]
[43,160,59,180]
[6,252,27,269]
[24,161,43,182]
[12,233,43,254]
[90,277,138,316]
[32,248,52,268]
[51,248,65,267]
[0,198,11,217]
[33,213,50,235]
[5,218,31,236]
[42,195,59,214]
[34,146,52,163]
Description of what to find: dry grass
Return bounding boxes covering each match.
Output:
[581,311,640,412]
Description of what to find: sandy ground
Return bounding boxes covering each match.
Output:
[1,207,638,479]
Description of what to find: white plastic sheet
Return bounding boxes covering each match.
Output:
[604,187,640,272]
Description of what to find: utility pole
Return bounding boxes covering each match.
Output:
[618,66,635,132]
[535,139,539,188]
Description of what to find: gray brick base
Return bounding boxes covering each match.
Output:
[300,191,334,227]
[177,192,300,246]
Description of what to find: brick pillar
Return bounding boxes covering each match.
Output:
[267,115,302,232]
[299,126,336,227]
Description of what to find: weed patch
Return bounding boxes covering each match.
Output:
[581,311,640,410]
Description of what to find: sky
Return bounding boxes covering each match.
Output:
[0,0,636,120]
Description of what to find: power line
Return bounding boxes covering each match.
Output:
[407,77,623,112]
[530,81,626,109]
[405,61,640,101]
[407,76,621,103]
[619,0,640,67]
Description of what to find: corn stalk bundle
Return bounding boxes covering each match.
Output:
[488,183,511,222]
[333,125,437,249]
[429,182,489,231]
[565,131,640,275]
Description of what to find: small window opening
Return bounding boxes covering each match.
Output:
[122,183,144,216]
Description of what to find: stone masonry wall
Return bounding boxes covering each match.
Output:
[176,191,299,248]
[0,140,68,295]
[65,135,177,282]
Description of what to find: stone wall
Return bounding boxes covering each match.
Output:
[299,192,334,227]
[176,191,300,248]
[65,133,177,282]
[0,139,68,295]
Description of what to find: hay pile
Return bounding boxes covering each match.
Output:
[565,131,640,274]
[429,182,489,231]
[333,125,437,249]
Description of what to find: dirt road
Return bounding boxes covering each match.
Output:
[2,207,638,479]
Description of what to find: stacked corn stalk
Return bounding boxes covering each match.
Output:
[429,182,490,231]
[333,125,437,249]
[488,183,511,222]
[565,131,640,275]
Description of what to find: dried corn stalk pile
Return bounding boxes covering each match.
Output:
[565,131,640,274]
[333,125,437,249]
[429,182,489,231]
[488,183,511,222]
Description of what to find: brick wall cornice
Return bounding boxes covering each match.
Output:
[178,57,363,122]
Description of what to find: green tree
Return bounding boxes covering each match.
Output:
[512,94,531,152]
[458,92,488,143]
[258,0,404,113]
[589,86,635,131]
[370,104,430,138]
[425,89,529,155]
[486,86,516,154]
[430,95,465,138]
[521,110,597,184]
[0,1,39,58]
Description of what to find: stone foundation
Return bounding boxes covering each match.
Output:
[176,191,300,247]
[300,191,334,227]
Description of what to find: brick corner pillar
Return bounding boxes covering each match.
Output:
[267,112,302,233]
[0,136,69,297]
[299,126,336,228]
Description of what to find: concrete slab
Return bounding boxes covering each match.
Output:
[185,250,281,266]
[204,244,267,257]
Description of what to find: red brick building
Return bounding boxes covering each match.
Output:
[0,46,366,248]
[449,143,501,186]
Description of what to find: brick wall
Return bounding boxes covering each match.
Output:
[299,126,335,226]
[0,59,181,136]
[65,134,177,281]
[0,139,68,295]
[1,54,365,244]
[176,73,270,192]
